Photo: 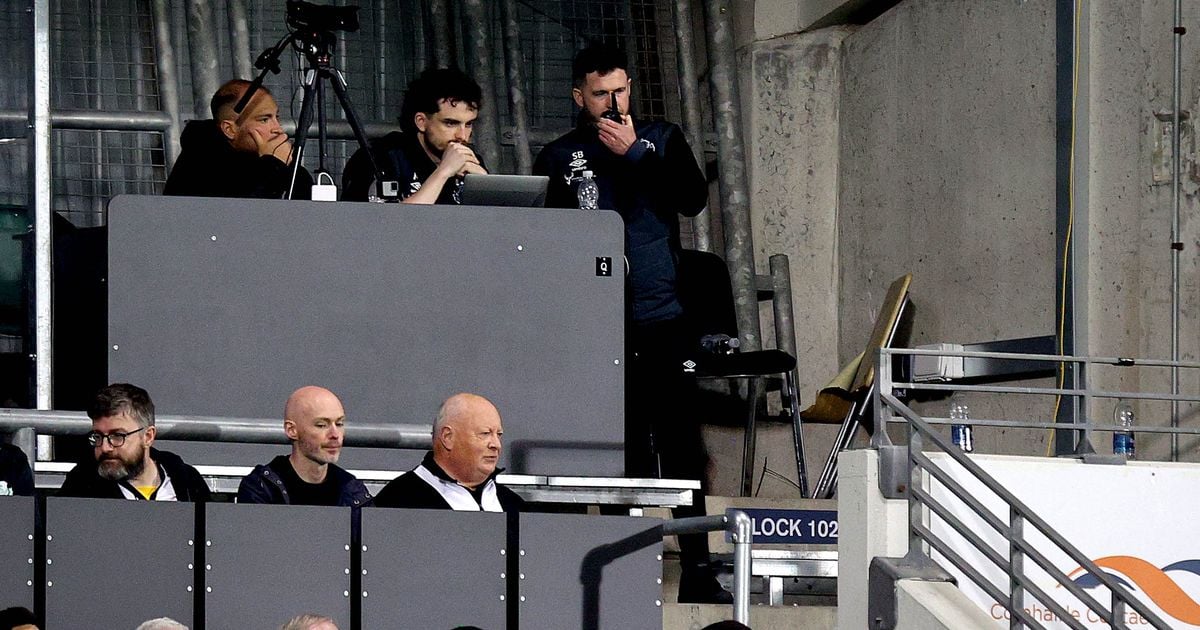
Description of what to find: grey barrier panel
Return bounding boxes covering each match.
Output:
[45,498,193,629]
[205,503,350,629]
[107,195,627,477]
[520,513,664,630]
[361,508,506,629]
[0,496,36,610]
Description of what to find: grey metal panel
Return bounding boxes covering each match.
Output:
[519,513,663,630]
[361,508,506,629]
[107,195,626,476]
[205,503,350,629]
[0,496,36,610]
[45,497,194,630]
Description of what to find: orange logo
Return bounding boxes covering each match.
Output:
[1067,556,1200,625]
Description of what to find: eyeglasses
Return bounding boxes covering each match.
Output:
[86,427,146,448]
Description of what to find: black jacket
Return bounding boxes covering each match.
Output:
[0,443,34,496]
[163,119,313,199]
[533,117,706,323]
[237,455,371,508]
[373,451,523,512]
[59,448,211,502]
[341,131,486,204]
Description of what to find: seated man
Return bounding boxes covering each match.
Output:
[60,383,211,502]
[341,68,487,204]
[0,442,34,496]
[279,614,337,630]
[238,386,370,507]
[373,393,522,511]
[163,79,313,199]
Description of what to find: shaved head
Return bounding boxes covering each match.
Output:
[432,393,504,488]
[285,386,343,421]
[283,386,346,480]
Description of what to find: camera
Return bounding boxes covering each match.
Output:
[286,0,360,34]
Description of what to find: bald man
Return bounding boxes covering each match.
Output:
[163,79,313,199]
[373,393,523,512]
[237,386,371,507]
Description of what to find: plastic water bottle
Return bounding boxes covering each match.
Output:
[1113,400,1136,458]
[577,170,599,210]
[949,397,974,453]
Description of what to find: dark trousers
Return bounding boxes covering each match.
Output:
[626,317,713,585]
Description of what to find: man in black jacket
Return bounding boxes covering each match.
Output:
[237,386,370,507]
[374,393,522,512]
[60,383,210,502]
[533,44,722,603]
[341,68,487,204]
[163,79,313,199]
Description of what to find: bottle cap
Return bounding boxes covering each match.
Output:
[582,170,593,178]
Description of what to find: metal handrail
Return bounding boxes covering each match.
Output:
[875,348,1200,458]
[878,390,1171,630]
[0,408,432,450]
[662,512,754,624]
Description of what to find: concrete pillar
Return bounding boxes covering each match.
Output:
[837,449,908,630]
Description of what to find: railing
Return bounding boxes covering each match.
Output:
[662,513,754,623]
[873,348,1200,630]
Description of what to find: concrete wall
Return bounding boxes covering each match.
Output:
[1083,0,1200,460]
[836,0,1059,456]
[721,0,1200,497]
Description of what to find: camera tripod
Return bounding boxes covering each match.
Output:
[235,24,395,200]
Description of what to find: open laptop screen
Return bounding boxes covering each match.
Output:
[460,173,549,207]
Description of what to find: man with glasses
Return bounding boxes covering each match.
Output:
[59,383,211,502]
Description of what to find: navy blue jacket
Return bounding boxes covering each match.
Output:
[237,455,371,508]
[533,118,706,323]
[342,131,486,204]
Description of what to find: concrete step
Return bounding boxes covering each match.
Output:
[664,603,837,630]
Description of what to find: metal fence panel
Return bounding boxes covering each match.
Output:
[519,513,663,630]
[0,496,36,611]
[44,497,194,630]
[205,502,351,629]
[361,508,507,629]
[106,195,627,476]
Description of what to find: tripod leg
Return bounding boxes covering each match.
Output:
[328,68,393,198]
[288,68,319,200]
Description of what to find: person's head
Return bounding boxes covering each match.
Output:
[284,386,346,467]
[400,68,482,159]
[0,606,38,630]
[86,383,156,482]
[571,44,631,124]
[210,79,284,154]
[135,618,188,630]
[279,614,338,630]
[431,393,504,488]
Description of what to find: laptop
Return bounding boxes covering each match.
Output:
[460,174,550,208]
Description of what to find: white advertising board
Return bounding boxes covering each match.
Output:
[926,453,1200,629]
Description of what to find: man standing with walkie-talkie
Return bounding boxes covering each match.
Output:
[533,44,721,603]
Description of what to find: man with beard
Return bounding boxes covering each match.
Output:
[532,44,722,603]
[237,386,370,507]
[60,383,210,502]
[373,393,522,512]
[163,79,313,199]
[341,68,487,204]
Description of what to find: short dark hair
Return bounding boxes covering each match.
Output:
[572,44,628,87]
[210,79,274,121]
[0,606,38,629]
[399,68,482,134]
[87,383,155,428]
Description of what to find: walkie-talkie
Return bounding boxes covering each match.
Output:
[601,92,622,124]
